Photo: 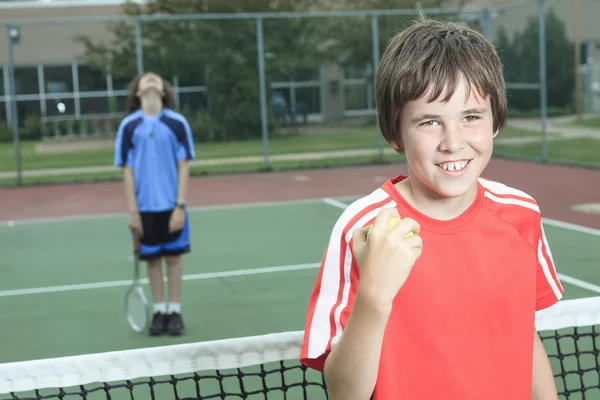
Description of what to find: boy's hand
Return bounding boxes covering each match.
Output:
[352,208,423,311]
[128,212,144,237]
[169,208,185,233]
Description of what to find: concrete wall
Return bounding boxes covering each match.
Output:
[0,2,127,66]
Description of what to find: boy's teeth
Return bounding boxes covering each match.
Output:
[439,160,468,171]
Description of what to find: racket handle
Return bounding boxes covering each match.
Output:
[132,230,141,253]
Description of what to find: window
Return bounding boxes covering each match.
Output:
[44,65,73,93]
[78,65,106,92]
[80,97,110,115]
[45,98,74,117]
[113,75,133,92]
[16,100,41,126]
[14,66,38,95]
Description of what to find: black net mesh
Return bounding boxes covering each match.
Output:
[2,361,327,400]
[541,325,600,399]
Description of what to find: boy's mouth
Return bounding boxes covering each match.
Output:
[437,159,472,172]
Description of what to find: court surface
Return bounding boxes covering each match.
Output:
[0,194,599,367]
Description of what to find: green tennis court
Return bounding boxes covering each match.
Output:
[0,196,599,399]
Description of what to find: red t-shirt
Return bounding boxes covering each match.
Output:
[300,175,564,399]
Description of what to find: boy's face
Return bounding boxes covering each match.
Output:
[137,73,164,97]
[397,76,497,200]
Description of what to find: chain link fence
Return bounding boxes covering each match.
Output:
[0,0,598,186]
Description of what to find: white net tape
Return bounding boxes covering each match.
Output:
[0,331,304,395]
[535,296,600,331]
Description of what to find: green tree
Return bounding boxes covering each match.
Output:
[496,7,574,112]
[308,0,470,80]
[76,0,326,141]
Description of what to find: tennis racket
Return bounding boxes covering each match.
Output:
[125,230,150,333]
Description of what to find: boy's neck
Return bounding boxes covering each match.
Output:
[140,92,163,117]
[395,176,479,221]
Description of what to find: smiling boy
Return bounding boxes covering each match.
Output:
[300,16,563,400]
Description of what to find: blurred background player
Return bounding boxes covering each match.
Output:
[114,72,195,336]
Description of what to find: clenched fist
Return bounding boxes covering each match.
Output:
[352,208,423,311]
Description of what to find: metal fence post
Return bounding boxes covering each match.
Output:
[135,18,144,76]
[480,7,494,41]
[5,24,22,186]
[538,0,548,162]
[256,16,270,168]
[371,14,383,159]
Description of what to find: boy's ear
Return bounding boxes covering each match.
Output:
[492,129,499,139]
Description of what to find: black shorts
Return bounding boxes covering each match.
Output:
[138,209,191,261]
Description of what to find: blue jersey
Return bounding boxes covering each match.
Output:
[113,108,195,212]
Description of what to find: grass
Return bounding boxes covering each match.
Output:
[0,124,597,186]
[0,153,402,187]
[571,117,600,129]
[494,138,600,165]
[0,125,542,173]
[0,126,387,173]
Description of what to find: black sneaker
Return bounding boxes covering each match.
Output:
[167,312,185,336]
[149,312,167,336]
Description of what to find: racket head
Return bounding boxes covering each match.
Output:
[125,284,150,333]
[125,229,149,333]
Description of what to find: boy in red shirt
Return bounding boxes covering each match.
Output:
[300,16,563,400]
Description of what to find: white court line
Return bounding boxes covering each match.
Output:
[542,218,600,237]
[3,193,599,239]
[321,197,600,295]
[322,197,351,210]
[1,195,597,297]
[0,263,320,298]
[0,195,359,227]
[557,274,600,294]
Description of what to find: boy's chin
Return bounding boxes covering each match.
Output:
[431,181,478,199]
[138,87,163,96]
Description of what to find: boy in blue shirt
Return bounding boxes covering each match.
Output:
[114,72,195,336]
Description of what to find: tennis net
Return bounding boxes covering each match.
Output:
[0,296,599,400]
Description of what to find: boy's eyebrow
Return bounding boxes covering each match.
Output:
[410,108,489,124]
[463,107,488,115]
[410,114,441,124]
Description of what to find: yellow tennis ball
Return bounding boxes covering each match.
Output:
[366,215,414,239]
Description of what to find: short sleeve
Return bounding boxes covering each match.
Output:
[176,118,195,162]
[534,217,564,310]
[114,119,134,168]
[300,216,360,372]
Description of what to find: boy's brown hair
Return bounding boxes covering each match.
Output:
[125,72,175,115]
[375,15,508,152]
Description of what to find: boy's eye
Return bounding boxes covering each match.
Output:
[464,115,480,122]
[420,120,438,126]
